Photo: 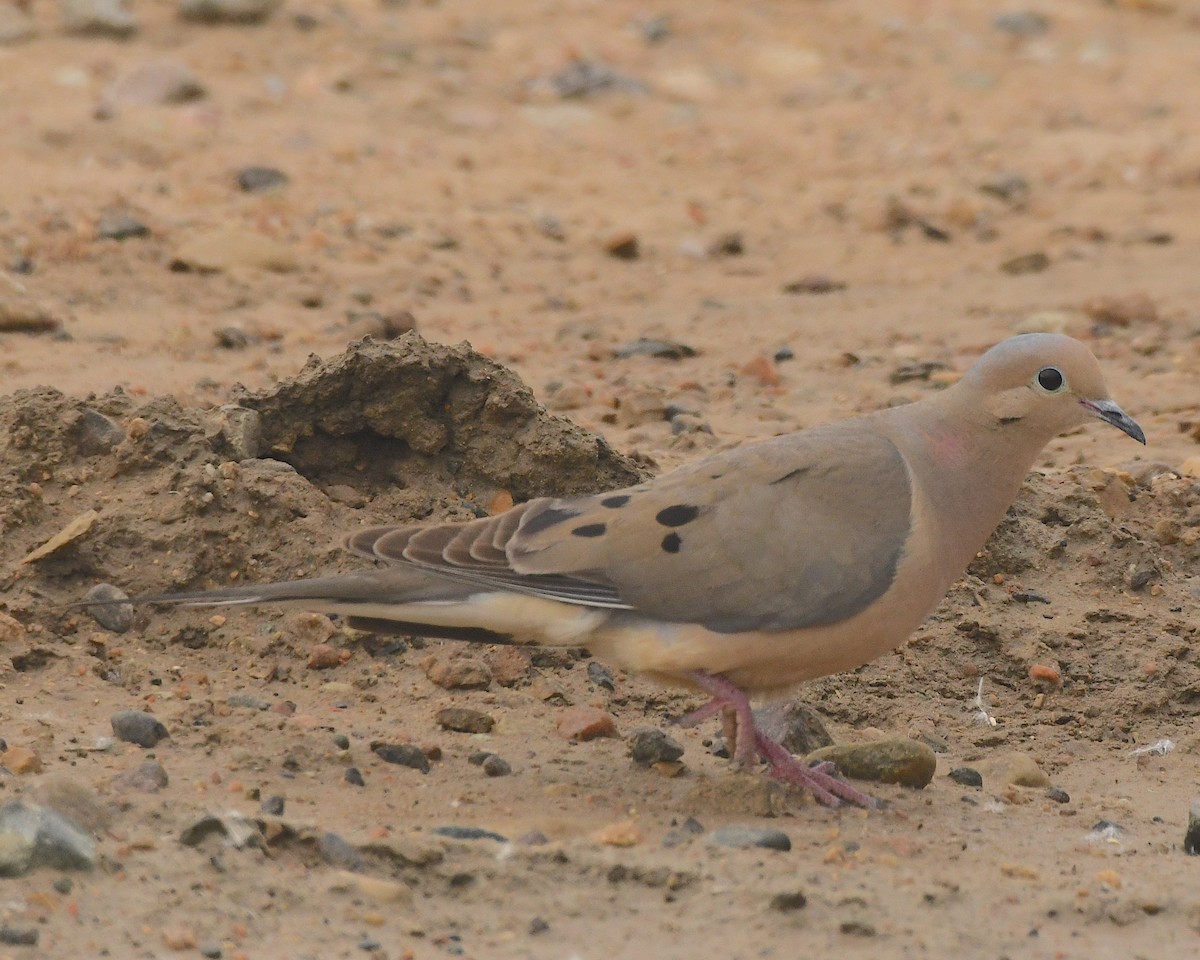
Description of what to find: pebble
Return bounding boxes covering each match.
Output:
[593,820,643,847]
[992,11,1049,36]
[332,733,350,750]
[0,613,24,644]
[484,647,532,686]
[317,832,365,871]
[84,583,133,633]
[371,743,430,773]
[179,0,278,23]
[782,274,847,294]
[1185,800,1200,855]
[980,173,1032,207]
[1000,252,1050,275]
[161,925,197,951]
[113,760,169,793]
[0,801,98,876]
[227,693,270,711]
[556,706,618,741]
[0,292,62,333]
[707,826,792,852]
[481,755,511,777]
[435,707,494,734]
[586,660,615,690]
[550,59,645,99]
[60,0,137,36]
[170,226,297,273]
[627,728,684,766]
[753,699,834,755]
[432,825,508,842]
[769,891,808,912]
[76,409,126,456]
[111,710,169,748]
[306,644,343,670]
[101,60,205,109]
[948,767,983,788]
[976,751,1049,788]
[423,654,492,690]
[1,746,44,775]
[237,166,288,192]
[614,337,697,360]
[707,232,744,257]
[805,738,937,788]
[0,925,38,945]
[1046,786,1071,804]
[604,232,640,260]
[96,212,149,241]
[199,943,223,959]
[344,767,365,786]
[260,795,285,816]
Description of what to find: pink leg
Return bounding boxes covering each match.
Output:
[675,671,878,809]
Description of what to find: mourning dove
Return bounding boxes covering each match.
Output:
[143,333,1144,806]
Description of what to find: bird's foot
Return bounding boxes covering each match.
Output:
[677,671,878,809]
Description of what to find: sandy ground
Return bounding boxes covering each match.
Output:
[2,0,1200,958]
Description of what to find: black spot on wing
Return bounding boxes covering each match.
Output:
[571,523,607,538]
[600,495,631,508]
[521,506,580,536]
[655,504,699,527]
[661,533,681,553]
[770,465,812,485]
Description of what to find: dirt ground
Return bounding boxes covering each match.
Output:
[2,0,1200,958]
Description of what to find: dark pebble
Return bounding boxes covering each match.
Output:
[467,751,491,766]
[53,877,74,895]
[96,212,149,241]
[200,943,223,959]
[707,232,744,257]
[237,166,288,192]
[707,826,791,852]
[0,926,38,946]
[260,795,285,816]
[773,346,795,363]
[110,710,168,748]
[84,583,134,633]
[215,326,251,349]
[841,921,876,937]
[1000,252,1050,275]
[753,699,833,755]
[432,825,508,843]
[529,917,549,934]
[227,693,270,711]
[627,727,684,766]
[614,337,697,360]
[769,891,807,912]
[604,232,639,259]
[76,409,126,456]
[1045,786,1071,804]
[371,743,430,773]
[992,11,1049,37]
[949,767,983,788]
[434,707,494,734]
[318,832,365,871]
[344,767,365,787]
[358,938,382,952]
[586,660,615,691]
[481,755,511,777]
[332,733,350,750]
[782,274,846,295]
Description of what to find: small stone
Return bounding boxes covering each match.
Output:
[113,761,169,793]
[949,767,983,788]
[992,11,1050,36]
[707,826,792,852]
[306,644,343,670]
[371,743,430,774]
[237,166,289,193]
[215,326,251,350]
[227,693,270,711]
[604,232,640,260]
[96,212,149,241]
[556,706,618,741]
[614,337,697,360]
[627,728,684,766]
[708,232,744,257]
[0,926,39,946]
[769,891,807,912]
[550,59,645,98]
[1045,786,1071,804]
[102,60,204,109]
[739,355,781,387]
[980,173,1031,207]
[333,733,350,750]
[753,700,834,755]
[1,746,43,775]
[484,647,531,686]
[110,710,169,748]
[84,583,133,633]
[344,767,365,787]
[61,0,137,36]
[0,292,62,333]
[481,755,511,777]
[260,795,285,816]
[317,832,365,871]
[199,943,223,959]
[529,917,550,934]
[179,0,278,23]
[805,738,937,788]
[1081,293,1157,328]
[586,660,615,690]
[432,825,508,842]
[593,819,643,847]
[424,654,491,690]
[161,925,197,951]
[1000,252,1050,275]
[782,274,846,294]
[0,801,98,876]
[435,707,495,734]
[976,751,1049,788]
[76,409,126,456]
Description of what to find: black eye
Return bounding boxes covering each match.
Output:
[1036,366,1064,392]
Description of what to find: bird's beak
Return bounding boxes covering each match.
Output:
[1081,398,1146,445]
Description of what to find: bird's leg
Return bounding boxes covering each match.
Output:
[676,671,878,809]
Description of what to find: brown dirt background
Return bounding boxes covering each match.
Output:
[3,1,1200,958]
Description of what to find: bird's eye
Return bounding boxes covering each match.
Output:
[1035,366,1065,392]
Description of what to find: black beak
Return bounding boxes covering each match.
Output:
[1082,399,1146,445]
